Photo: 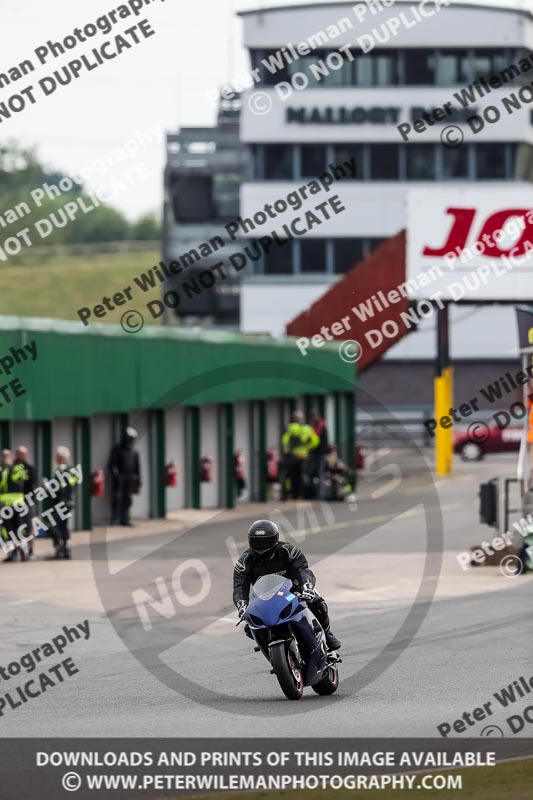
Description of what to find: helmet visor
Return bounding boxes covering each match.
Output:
[249,533,278,554]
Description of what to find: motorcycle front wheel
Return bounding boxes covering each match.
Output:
[270,642,304,700]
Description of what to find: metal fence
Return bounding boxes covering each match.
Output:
[357,409,434,451]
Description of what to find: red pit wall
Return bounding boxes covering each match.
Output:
[286,230,408,372]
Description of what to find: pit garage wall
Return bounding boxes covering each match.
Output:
[0,321,355,525]
[1,392,354,526]
[91,414,114,526]
[200,405,220,508]
[165,407,186,512]
[234,401,252,503]
[130,410,151,520]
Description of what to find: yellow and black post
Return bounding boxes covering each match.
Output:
[435,304,453,475]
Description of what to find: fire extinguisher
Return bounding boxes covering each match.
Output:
[234,450,245,482]
[234,450,246,497]
[199,456,212,482]
[266,448,279,482]
[91,469,105,497]
[165,462,177,487]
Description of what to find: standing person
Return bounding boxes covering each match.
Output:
[0,449,16,561]
[48,447,79,560]
[1,449,28,562]
[281,411,319,500]
[108,427,141,527]
[14,446,35,559]
[309,409,329,500]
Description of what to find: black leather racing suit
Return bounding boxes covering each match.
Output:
[232,541,334,635]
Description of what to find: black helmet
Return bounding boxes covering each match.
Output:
[248,519,279,557]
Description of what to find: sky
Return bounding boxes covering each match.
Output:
[0,0,522,219]
[0,0,250,219]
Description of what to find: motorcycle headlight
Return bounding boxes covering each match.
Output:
[249,613,264,626]
[279,603,293,620]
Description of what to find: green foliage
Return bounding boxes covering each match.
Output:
[0,142,160,246]
[131,213,161,241]
[63,202,132,244]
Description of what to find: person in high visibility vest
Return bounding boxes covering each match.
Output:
[49,446,79,560]
[14,446,35,558]
[0,449,15,560]
[1,450,29,562]
[281,410,320,500]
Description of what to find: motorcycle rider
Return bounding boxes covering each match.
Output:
[233,519,341,651]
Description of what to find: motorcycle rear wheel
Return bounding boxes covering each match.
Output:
[312,664,339,695]
[270,642,304,700]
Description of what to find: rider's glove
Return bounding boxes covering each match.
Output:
[237,600,248,618]
[301,583,316,601]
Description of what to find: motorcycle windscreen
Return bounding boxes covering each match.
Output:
[251,574,293,600]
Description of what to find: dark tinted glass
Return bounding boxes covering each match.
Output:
[300,239,327,273]
[334,239,364,273]
[264,145,293,179]
[369,144,400,179]
[406,145,436,179]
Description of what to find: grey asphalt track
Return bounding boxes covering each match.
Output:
[1,452,531,738]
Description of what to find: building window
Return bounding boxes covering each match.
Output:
[475,143,507,179]
[333,239,364,274]
[369,144,400,179]
[170,175,214,222]
[264,240,293,274]
[514,143,533,181]
[333,145,363,179]
[365,238,385,257]
[260,51,290,84]
[404,49,435,85]
[406,145,436,180]
[436,49,471,85]
[212,172,241,218]
[373,51,399,85]
[314,51,353,87]
[301,145,328,177]
[472,48,510,81]
[300,239,327,273]
[442,145,469,179]
[264,145,294,179]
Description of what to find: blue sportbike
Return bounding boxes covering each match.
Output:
[243,574,341,700]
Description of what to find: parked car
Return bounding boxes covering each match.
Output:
[453,423,523,461]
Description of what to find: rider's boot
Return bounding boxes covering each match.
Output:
[324,629,342,650]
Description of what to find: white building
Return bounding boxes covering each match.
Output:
[236,0,533,384]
